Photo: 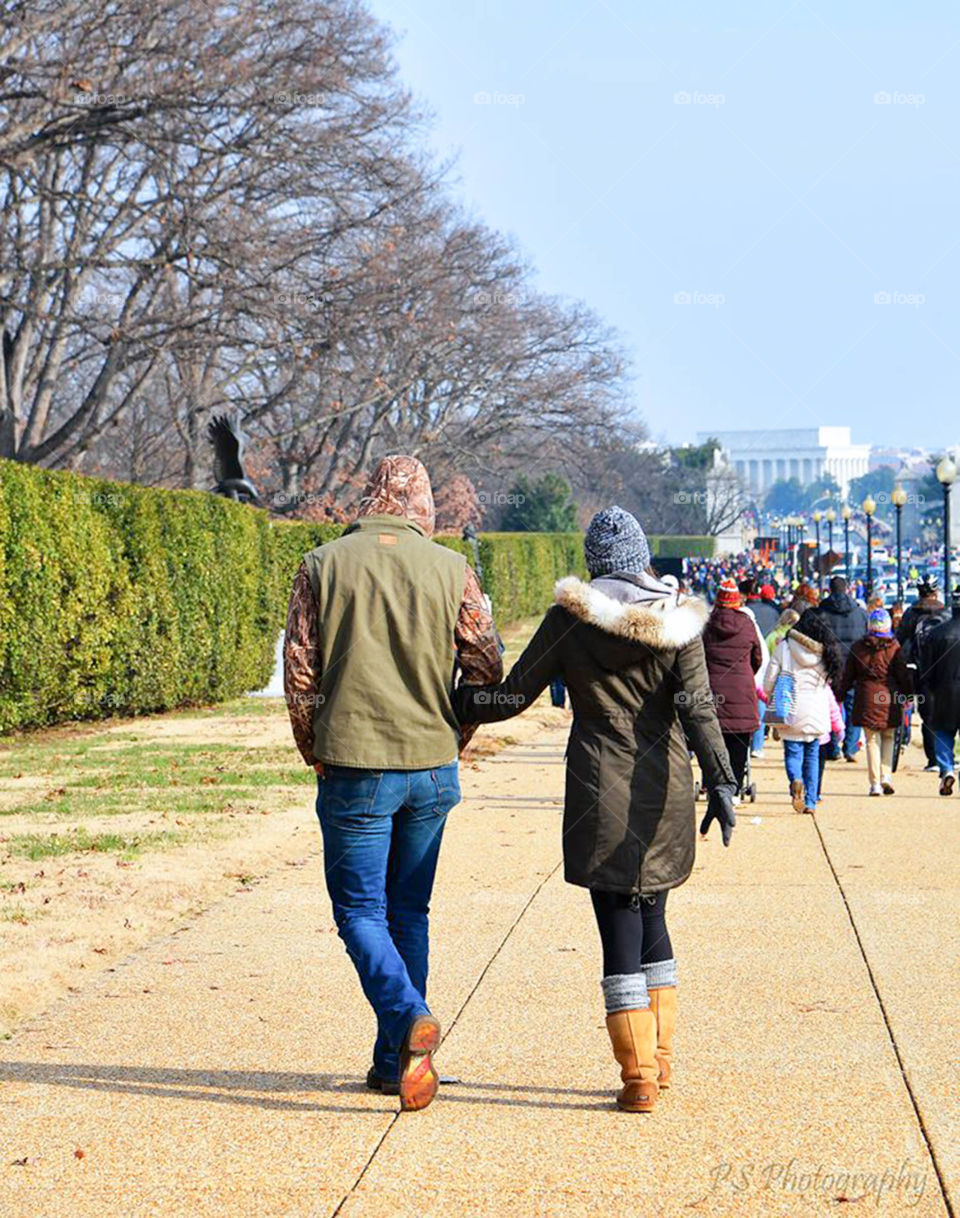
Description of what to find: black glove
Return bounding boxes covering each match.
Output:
[700,785,736,847]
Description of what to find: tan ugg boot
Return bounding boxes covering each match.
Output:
[605,1008,659,1112]
[648,986,676,1089]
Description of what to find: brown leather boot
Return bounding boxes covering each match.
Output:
[605,1008,659,1112]
[648,986,676,1089]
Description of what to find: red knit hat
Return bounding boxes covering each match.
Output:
[760,583,776,601]
[716,578,741,608]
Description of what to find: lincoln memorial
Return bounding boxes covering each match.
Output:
[697,425,870,497]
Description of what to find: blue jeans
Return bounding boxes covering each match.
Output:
[842,689,862,760]
[932,730,957,777]
[751,698,766,754]
[783,738,821,807]
[316,763,461,1080]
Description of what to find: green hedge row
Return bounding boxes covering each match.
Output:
[651,534,716,559]
[0,461,713,731]
[0,462,281,732]
[0,465,582,732]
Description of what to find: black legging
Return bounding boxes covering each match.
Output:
[591,889,672,976]
[722,731,751,793]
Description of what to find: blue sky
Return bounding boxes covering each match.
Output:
[367,0,959,451]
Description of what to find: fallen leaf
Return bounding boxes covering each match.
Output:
[10,1157,28,1167]
[74,1148,85,1160]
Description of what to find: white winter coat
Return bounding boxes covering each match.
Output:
[763,629,831,742]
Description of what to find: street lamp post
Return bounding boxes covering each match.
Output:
[842,504,852,583]
[863,495,876,599]
[826,507,836,568]
[891,484,908,604]
[813,510,823,595]
[936,455,958,595]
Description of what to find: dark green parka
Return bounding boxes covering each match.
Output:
[455,576,734,895]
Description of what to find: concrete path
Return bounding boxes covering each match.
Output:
[1,714,956,1217]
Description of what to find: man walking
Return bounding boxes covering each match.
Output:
[917,588,960,795]
[283,455,503,1111]
[814,575,868,761]
[897,576,947,771]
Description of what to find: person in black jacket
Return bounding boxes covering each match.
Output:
[814,576,868,761]
[897,577,947,771]
[918,589,960,795]
[743,580,780,638]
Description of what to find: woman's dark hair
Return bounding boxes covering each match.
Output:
[792,608,843,688]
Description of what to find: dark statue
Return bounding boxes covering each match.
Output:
[208,413,262,506]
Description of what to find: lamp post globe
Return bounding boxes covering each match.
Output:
[863,496,876,598]
[891,485,908,604]
[936,455,957,594]
[842,504,852,586]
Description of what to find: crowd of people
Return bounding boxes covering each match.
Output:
[691,563,960,808]
[282,474,959,1118]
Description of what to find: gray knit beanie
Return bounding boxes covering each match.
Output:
[584,506,651,578]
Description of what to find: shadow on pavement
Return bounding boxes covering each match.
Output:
[0,1061,611,1113]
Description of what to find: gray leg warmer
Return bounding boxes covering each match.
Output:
[601,972,649,1014]
[643,958,677,989]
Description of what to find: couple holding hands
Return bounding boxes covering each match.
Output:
[283,456,734,1115]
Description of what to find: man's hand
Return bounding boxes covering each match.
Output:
[699,785,736,847]
[314,762,324,776]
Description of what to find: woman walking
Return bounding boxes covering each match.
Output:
[840,608,913,796]
[702,579,763,797]
[455,507,736,1114]
[764,609,842,814]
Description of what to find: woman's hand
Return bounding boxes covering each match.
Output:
[699,785,736,847]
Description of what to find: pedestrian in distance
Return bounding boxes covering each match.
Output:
[455,505,737,1115]
[917,588,960,795]
[897,576,947,772]
[703,579,763,796]
[283,455,503,1112]
[813,576,868,762]
[840,608,913,796]
[744,582,781,638]
[764,609,843,814]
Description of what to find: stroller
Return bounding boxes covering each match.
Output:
[694,747,757,804]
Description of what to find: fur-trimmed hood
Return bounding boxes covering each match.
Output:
[785,628,824,667]
[555,576,709,650]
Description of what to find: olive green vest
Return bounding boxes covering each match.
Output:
[303,515,466,769]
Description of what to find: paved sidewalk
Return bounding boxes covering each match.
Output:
[0,714,956,1217]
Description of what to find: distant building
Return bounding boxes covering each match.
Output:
[697,426,870,498]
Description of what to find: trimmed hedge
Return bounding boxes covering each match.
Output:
[0,464,583,732]
[0,462,280,731]
[651,534,716,559]
[0,460,714,732]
